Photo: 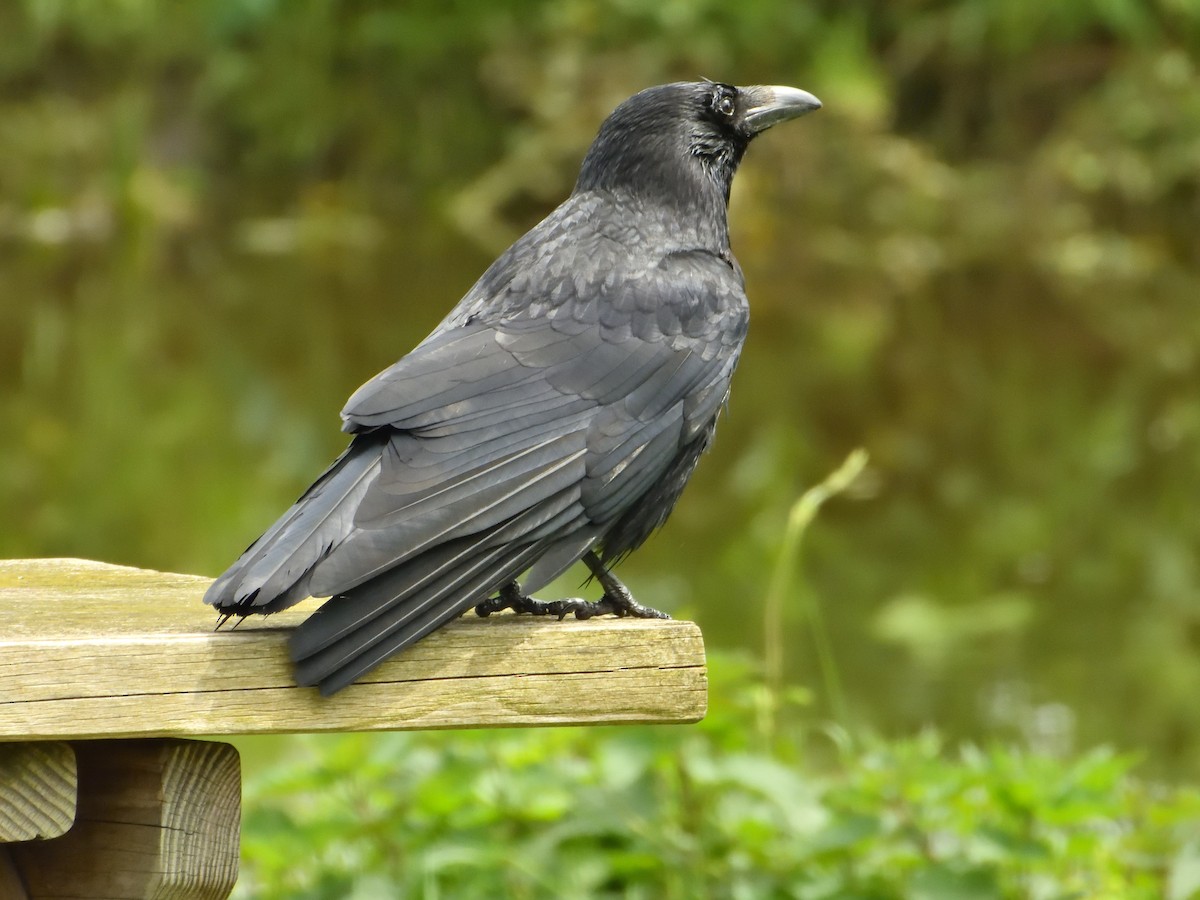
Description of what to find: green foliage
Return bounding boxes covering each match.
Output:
[235,655,1200,899]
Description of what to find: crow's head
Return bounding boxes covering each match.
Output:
[574,81,821,210]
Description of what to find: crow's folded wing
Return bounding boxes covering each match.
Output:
[321,246,748,589]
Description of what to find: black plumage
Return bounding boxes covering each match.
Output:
[205,81,821,694]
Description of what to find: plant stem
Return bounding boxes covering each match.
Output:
[762,448,868,736]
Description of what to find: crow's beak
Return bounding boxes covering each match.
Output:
[741,85,822,134]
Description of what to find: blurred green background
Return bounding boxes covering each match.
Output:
[3,0,1199,895]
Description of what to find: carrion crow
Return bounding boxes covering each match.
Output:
[205,81,821,694]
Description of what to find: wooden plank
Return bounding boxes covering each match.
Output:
[11,739,239,900]
[0,559,707,740]
[0,742,76,842]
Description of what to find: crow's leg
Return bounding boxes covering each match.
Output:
[581,551,670,620]
[474,558,670,621]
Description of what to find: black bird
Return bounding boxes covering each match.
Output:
[205,81,821,695]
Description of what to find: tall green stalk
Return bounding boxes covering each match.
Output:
[762,449,868,737]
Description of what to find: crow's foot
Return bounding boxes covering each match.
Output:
[474,561,669,621]
[475,582,577,619]
[475,582,600,619]
[581,551,671,620]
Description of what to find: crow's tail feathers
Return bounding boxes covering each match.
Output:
[289,534,549,695]
[202,434,386,617]
[206,431,582,695]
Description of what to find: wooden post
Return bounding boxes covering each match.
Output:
[1,742,77,899]
[0,743,76,843]
[6,740,240,900]
[0,558,708,897]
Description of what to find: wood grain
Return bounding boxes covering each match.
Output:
[11,739,240,900]
[0,742,76,842]
[0,559,707,740]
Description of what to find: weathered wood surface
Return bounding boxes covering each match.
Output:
[0,742,76,842]
[9,739,240,900]
[0,559,707,740]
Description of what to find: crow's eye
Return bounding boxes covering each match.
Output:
[714,93,736,117]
